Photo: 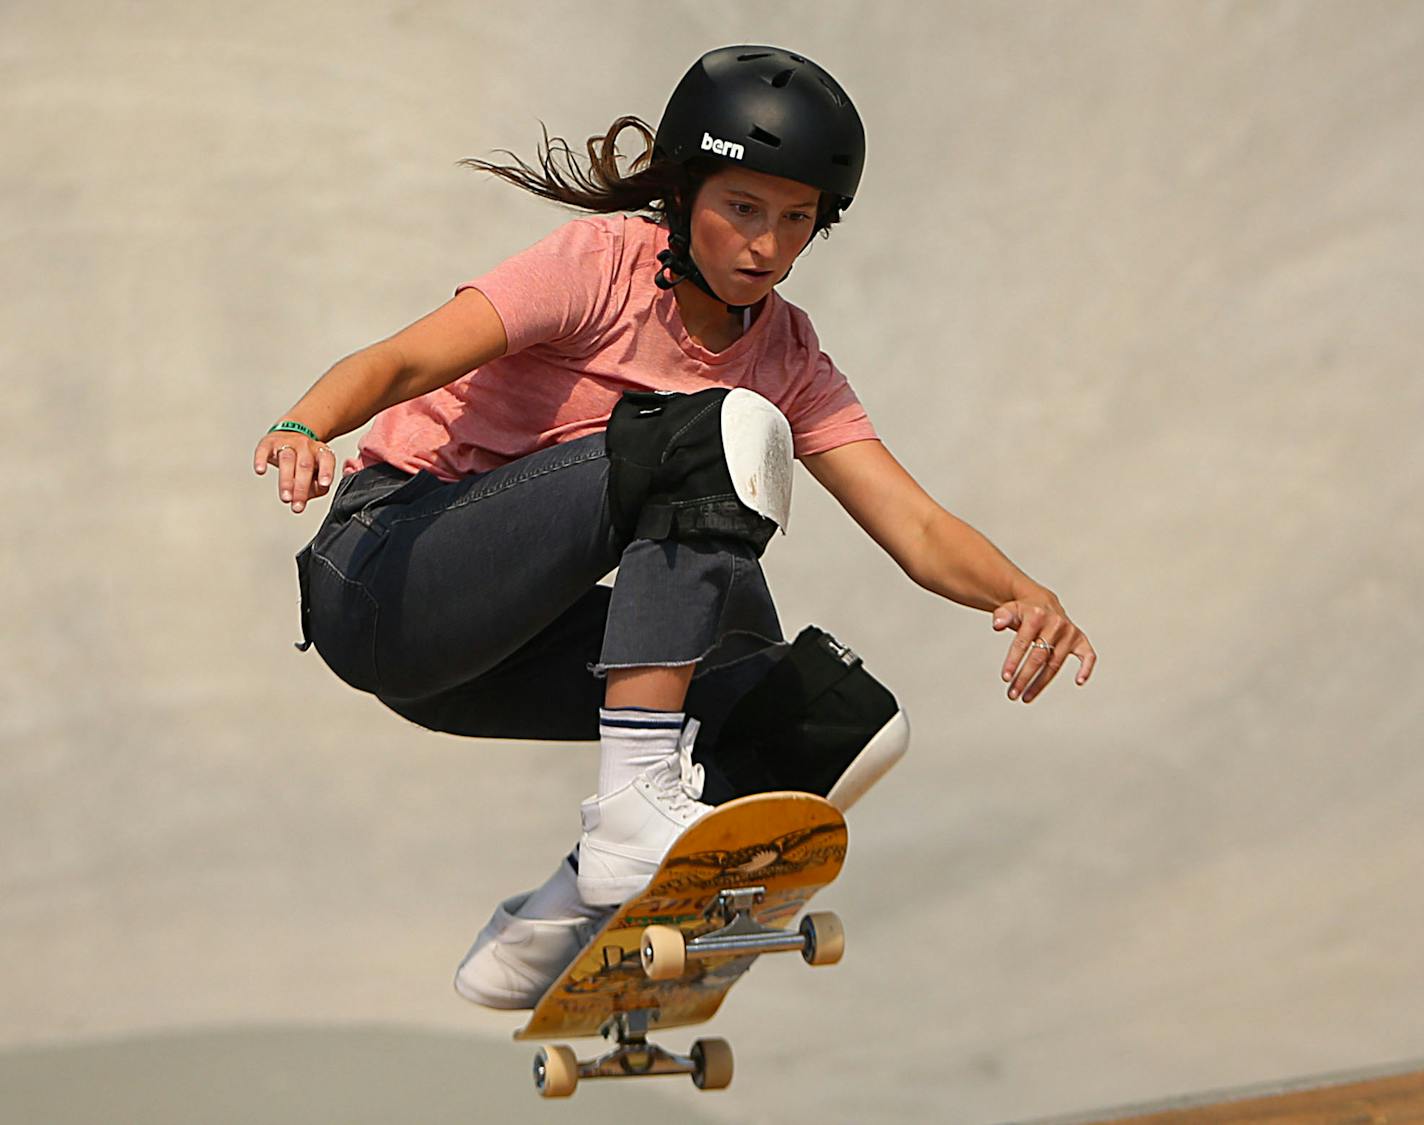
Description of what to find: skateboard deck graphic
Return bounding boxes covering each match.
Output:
[515,791,847,1043]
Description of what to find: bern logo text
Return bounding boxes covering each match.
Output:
[701,132,745,161]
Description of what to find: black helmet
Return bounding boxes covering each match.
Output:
[653,45,866,212]
[651,46,866,312]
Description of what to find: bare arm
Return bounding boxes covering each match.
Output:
[802,439,1097,702]
[801,439,1032,606]
[274,286,509,443]
[253,287,509,512]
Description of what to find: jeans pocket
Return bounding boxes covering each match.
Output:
[360,469,446,534]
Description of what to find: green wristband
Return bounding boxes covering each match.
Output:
[268,420,320,442]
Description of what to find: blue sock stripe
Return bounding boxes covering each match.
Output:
[600,707,684,731]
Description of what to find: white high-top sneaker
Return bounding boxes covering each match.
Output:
[453,854,613,1009]
[577,718,714,906]
[453,885,611,1010]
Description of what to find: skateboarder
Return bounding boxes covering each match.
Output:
[252,45,1096,1011]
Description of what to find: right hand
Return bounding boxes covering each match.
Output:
[253,430,338,514]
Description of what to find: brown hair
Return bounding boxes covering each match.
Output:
[459,115,842,237]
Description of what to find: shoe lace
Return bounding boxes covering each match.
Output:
[650,718,705,814]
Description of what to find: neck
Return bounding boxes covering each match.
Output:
[673,282,754,346]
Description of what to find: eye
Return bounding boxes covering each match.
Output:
[730,202,756,216]
[788,211,813,223]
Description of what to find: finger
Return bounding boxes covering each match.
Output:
[306,445,330,497]
[1021,646,1072,704]
[254,437,272,474]
[313,445,336,495]
[275,444,299,504]
[1009,618,1067,700]
[1001,606,1046,683]
[991,605,1021,633]
[288,447,318,513]
[1075,645,1097,686]
[1009,638,1055,700]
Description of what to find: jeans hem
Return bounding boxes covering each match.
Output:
[588,628,785,681]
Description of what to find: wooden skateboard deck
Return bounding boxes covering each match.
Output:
[515,791,847,1042]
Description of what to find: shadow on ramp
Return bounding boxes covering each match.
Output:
[0,1025,726,1124]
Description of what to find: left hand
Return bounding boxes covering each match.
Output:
[991,593,1097,704]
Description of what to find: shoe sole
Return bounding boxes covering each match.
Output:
[576,868,652,907]
[453,972,539,1010]
[825,708,911,812]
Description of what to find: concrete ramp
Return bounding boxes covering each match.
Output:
[4,2,1423,1122]
[1030,1061,1424,1124]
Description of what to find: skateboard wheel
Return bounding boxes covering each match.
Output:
[533,1044,578,1098]
[800,911,845,966]
[691,1037,733,1090]
[640,924,686,981]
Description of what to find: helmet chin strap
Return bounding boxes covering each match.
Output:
[655,206,810,315]
[655,206,799,315]
[655,224,751,314]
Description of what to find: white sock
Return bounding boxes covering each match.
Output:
[597,707,685,797]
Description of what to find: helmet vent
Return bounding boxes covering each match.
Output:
[737,52,771,62]
[748,126,781,148]
[770,68,795,88]
[789,54,807,63]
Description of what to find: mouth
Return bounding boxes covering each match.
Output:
[735,268,773,281]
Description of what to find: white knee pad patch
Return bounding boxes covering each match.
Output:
[721,388,794,533]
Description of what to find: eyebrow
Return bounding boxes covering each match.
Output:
[726,188,819,209]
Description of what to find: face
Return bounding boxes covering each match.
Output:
[685,166,821,305]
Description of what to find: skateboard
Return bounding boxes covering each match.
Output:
[515,791,848,1097]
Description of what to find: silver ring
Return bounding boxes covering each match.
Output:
[275,443,295,454]
[1031,638,1054,653]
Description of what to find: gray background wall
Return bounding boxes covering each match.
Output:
[3,2,1421,1122]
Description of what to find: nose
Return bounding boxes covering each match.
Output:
[748,222,781,263]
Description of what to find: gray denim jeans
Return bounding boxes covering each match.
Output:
[294,432,787,742]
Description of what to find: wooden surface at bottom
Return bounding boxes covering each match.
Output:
[1049,1066,1424,1125]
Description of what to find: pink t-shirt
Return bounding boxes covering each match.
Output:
[347,213,877,481]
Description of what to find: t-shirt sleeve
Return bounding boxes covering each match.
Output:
[454,217,618,355]
[785,349,880,458]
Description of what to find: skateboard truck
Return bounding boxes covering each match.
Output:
[532,1010,733,1096]
[640,886,846,979]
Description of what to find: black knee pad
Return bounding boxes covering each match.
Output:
[605,388,781,556]
[697,626,903,804]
